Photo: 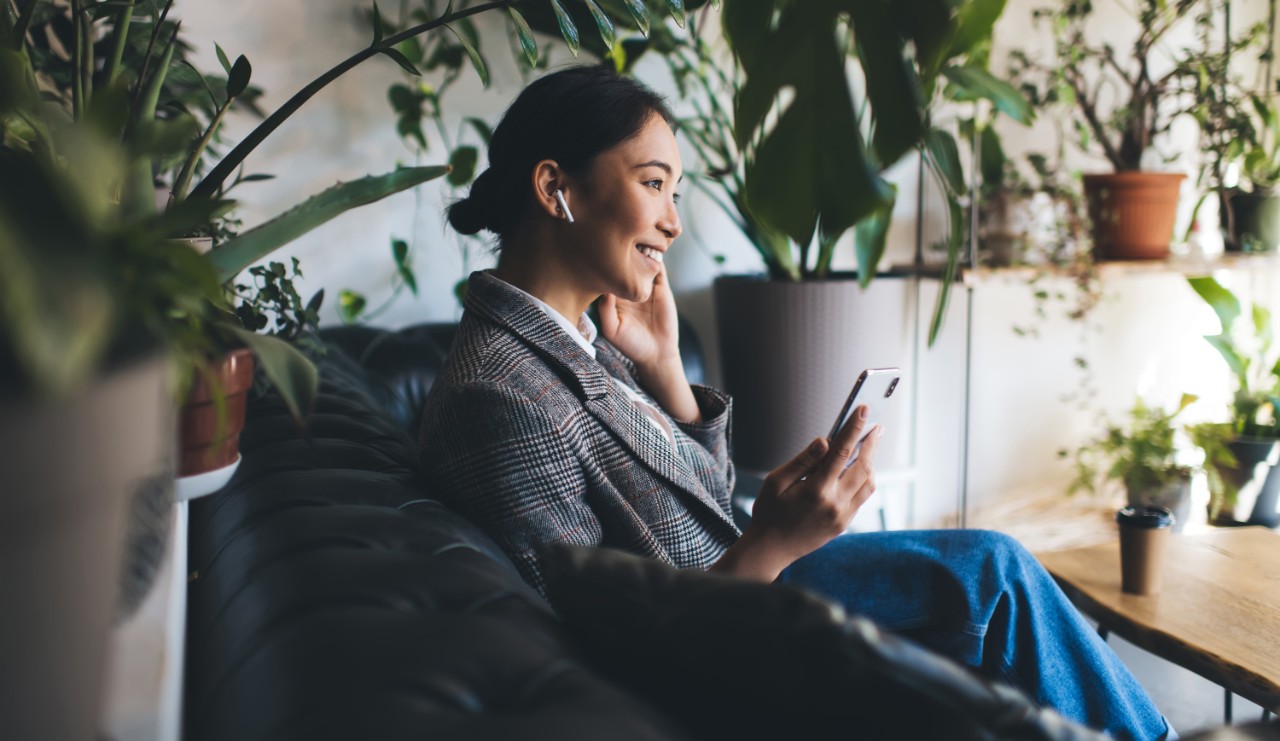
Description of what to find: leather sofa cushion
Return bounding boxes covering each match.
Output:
[540,543,1107,741]
[185,343,693,740]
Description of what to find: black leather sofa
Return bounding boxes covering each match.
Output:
[183,323,1272,741]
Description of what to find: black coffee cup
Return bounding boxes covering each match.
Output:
[1116,505,1175,595]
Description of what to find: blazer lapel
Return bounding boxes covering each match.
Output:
[463,271,734,528]
[589,341,737,530]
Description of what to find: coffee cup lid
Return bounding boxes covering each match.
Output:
[1116,505,1175,529]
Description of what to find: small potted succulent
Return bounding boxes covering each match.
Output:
[1063,395,1197,530]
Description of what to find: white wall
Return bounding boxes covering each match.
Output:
[179,1,1280,527]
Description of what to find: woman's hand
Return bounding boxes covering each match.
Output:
[598,266,680,371]
[599,267,701,422]
[711,405,882,582]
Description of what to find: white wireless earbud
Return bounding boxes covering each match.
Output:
[554,189,575,223]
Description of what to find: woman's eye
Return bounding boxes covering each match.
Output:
[646,179,663,191]
[673,192,682,205]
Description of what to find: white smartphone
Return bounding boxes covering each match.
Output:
[827,367,901,466]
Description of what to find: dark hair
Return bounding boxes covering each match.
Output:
[446,64,674,241]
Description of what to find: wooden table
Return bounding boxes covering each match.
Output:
[1036,527,1280,717]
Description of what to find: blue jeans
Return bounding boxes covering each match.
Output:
[777,530,1169,741]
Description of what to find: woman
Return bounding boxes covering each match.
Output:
[418,64,1171,740]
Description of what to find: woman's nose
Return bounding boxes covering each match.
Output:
[659,200,682,240]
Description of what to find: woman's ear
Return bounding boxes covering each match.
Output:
[532,160,571,221]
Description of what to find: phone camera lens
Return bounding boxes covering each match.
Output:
[885,379,898,397]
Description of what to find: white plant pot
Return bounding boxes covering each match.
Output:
[0,353,174,741]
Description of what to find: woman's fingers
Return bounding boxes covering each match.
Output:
[815,405,868,480]
[840,425,882,494]
[764,438,829,495]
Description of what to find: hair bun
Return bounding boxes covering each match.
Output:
[446,195,488,236]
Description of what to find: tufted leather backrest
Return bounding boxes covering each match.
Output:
[315,317,706,436]
[184,340,692,740]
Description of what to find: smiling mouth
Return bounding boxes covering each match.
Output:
[637,245,664,264]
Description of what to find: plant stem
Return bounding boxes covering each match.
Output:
[79,8,93,107]
[190,0,508,200]
[71,0,82,119]
[172,99,233,202]
[128,0,175,124]
[102,1,135,89]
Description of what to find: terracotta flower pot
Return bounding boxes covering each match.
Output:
[179,348,254,476]
[1082,172,1184,260]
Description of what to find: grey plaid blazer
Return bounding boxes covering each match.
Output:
[418,271,741,594]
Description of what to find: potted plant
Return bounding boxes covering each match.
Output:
[1187,275,1280,525]
[1178,0,1276,253]
[1,0,620,732]
[1201,94,1280,253]
[1018,0,1217,260]
[669,1,1031,469]
[1063,395,1197,529]
[0,46,223,739]
[1230,95,1280,252]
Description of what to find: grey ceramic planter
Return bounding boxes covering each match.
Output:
[714,274,912,472]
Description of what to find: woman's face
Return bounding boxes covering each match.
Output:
[563,113,683,303]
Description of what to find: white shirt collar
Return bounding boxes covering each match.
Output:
[494,275,598,359]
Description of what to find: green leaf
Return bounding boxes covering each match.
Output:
[226,54,251,99]
[371,1,385,45]
[390,237,417,295]
[942,65,1034,125]
[397,114,427,149]
[209,165,450,281]
[855,186,897,287]
[924,128,966,196]
[399,264,418,295]
[446,22,488,87]
[978,124,1005,189]
[848,0,924,166]
[620,0,649,37]
[948,0,1006,60]
[214,42,232,74]
[928,195,965,346]
[582,0,616,51]
[1188,276,1242,333]
[305,288,325,316]
[447,145,478,186]
[551,0,580,57]
[228,327,318,424]
[1253,304,1272,351]
[338,289,367,323]
[506,6,538,67]
[664,0,686,29]
[1205,334,1249,382]
[733,1,893,251]
[463,116,493,147]
[378,46,421,76]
